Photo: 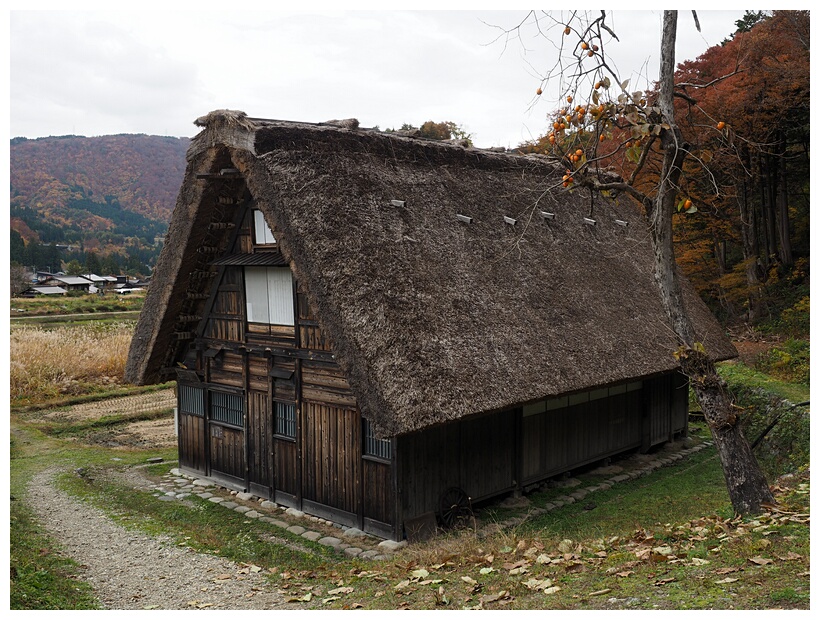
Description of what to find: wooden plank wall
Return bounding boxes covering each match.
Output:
[247,390,272,490]
[521,389,643,485]
[178,412,206,473]
[301,402,361,516]
[362,459,393,526]
[648,376,672,446]
[671,372,689,435]
[204,267,244,342]
[397,410,515,522]
[208,423,244,482]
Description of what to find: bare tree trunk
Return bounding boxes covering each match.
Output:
[738,149,762,322]
[761,155,779,265]
[652,11,773,515]
[776,135,793,266]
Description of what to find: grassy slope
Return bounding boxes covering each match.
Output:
[10,410,810,610]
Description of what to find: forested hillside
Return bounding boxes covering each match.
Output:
[518,10,809,334]
[10,133,189,275]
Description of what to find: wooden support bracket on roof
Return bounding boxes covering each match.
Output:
[185,292,210,300]
[177,315,202,323]
[208,222,236,230]
[172,331,195,340]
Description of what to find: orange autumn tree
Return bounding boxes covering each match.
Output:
[672,11,810,322]
[504,10,774,515]
[516,11,810,327]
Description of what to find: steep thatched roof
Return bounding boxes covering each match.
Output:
[126,110,736,437]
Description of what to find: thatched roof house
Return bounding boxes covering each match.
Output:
[126,110,735,539]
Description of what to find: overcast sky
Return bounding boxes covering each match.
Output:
[10,5,753,148]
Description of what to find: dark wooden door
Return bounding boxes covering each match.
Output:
[300,402,361,525]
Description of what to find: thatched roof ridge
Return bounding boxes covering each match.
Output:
[127,110,736,437]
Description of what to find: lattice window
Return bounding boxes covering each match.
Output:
[363,418,392,460]
[210,391,244,427]
[275,402,296,438]
[179,384,204,416]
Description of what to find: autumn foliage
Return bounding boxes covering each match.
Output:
[10,134,190,272]
[519,11,809,329]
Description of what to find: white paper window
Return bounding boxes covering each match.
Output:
[253,210,277,245]
[244,267,294,325]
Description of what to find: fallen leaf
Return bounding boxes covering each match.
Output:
[394,580,411,590]
[461,576,477,586]
[543,586,561,595]
[565,561,585,573]
[715,577,739,584]
[479,567,494,575]
[654,578,676,586]
[411,569,429,579]
[322,596,340,604]
[748,557,774,566]
[690,558,710,566]
[327,587,354,595]
[479,590,510,604]
[523,578,553,591]
[535,554,552,564]
[558,539,574,554]
[777,552,802,561]
[616,571,634,578]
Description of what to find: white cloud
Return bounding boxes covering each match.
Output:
[9,9,750,146]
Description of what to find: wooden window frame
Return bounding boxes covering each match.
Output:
[209,389,244,428]
[362,418,392,462]
[178,384,205,417]
[244,266,295,326]
[252,209,277,245]
[274,401,297,440]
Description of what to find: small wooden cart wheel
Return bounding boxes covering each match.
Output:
[439,486,473,529]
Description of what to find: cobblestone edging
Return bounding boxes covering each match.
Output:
[138,439,714,557]
[139,471,406,561]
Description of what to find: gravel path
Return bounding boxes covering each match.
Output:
[27,468,295,610]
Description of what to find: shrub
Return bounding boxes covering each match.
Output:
[755,338,810,384]
[779,296,810,338]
